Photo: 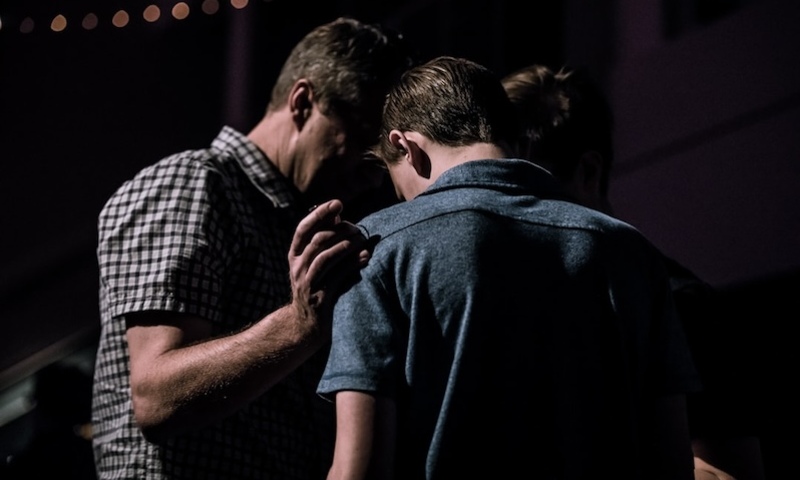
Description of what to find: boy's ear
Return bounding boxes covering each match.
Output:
[388,129,408,158]
[389,130,431,178]
[388,130,431,178]
[406,140,431,179]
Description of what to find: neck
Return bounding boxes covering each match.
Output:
[430,142,511,178]
[247,111,294,181]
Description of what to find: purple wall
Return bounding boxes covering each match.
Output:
[608,0,800,288]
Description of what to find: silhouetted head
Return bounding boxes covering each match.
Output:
[502,64,614,213]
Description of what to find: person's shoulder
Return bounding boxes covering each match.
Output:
[554,205,668,262]
[536,198,636,235]
[100,146,230,218]
[356,201,414,239]
[357,187,485,235]
[146,146,224,177]
[119,146,225,189]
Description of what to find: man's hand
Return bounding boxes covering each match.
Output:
[289,199,371,322]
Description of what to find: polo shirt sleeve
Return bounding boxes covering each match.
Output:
[97,153,233,323]
[317,262,404,401]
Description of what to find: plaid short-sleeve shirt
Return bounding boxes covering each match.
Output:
[92,127,334,479]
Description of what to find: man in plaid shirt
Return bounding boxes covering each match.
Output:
[91,17,416,480]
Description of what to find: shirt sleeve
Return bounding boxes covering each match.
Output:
[97,153,234,323]
[317,263,404,401]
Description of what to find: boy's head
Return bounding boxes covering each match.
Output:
[372,56,519,166]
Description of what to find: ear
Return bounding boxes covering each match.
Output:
[388,129,408,159]
[389,130,431,179]
[288,79,314,128]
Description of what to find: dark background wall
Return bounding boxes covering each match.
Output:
[0,0,797,477]
[0,0,566,391]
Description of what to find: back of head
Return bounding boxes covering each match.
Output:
[501,65,614,196]
[372,55,520,163]
[268,17,417,148]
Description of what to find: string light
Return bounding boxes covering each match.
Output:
[143,5,161,23]
[112,10,130,28]
[0,1,256,36]
[82,13,99,30]
[51,14,67,32]
[172,3,190,20]
[202,0,220,15]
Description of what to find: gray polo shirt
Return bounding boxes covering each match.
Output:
[318,158,700,479]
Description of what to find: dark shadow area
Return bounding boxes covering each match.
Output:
[714,269,800,478]
[1,345,97,479]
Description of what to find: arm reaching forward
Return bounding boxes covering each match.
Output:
[126,199,370,442]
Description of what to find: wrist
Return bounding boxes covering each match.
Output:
[286,298,328,346]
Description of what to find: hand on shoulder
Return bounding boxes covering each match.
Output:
[289,199,371,323]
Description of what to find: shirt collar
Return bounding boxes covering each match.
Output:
[421,158,571,201]
[212,126,299,209]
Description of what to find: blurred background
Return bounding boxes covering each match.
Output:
[1,0,797,477]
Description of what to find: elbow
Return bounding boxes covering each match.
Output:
[131,385,173,444]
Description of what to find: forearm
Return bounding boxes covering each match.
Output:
[129,303,326,441]
[328,392,396,480]
[130,199,367,441]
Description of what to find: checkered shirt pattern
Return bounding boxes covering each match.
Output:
[91,127,334,479]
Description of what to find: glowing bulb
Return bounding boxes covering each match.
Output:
[172,3,190,20]
[82,13,99,30]
[112,10,130,27]
[51,14,67,32]
[202,0,220,15]
[143,5,161,23]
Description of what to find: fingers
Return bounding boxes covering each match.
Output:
[289,199,372,312]
[291,199,344,257]
[299,227,370,324]
[304,224,370,289]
